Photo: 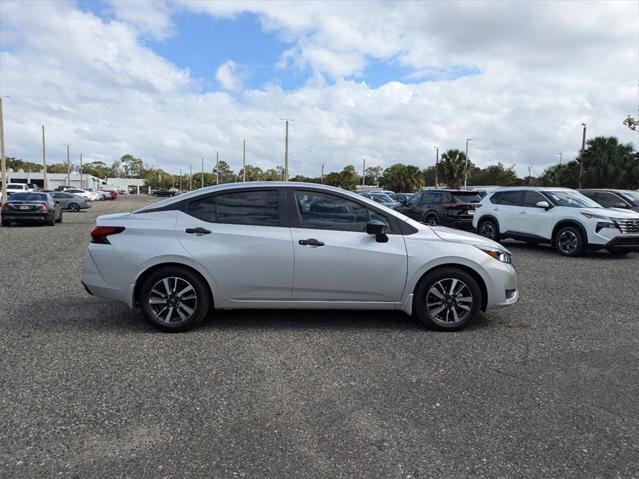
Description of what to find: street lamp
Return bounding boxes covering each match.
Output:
[433,146,439,187]
[579,123,586,188]
[361,157,366,186]
[0,96,10,205]
[463,138,472,189]
[280,118,293,181]
[557,152,563,165]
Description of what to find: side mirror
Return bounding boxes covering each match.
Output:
[536,200,551,210]
[366,220,388,243]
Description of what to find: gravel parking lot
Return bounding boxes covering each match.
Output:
[1,195,637,478]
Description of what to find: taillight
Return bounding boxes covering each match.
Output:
[91,226,125,244]
[39,203,48,211]
[1,203,7,211]
[442,201,461,208]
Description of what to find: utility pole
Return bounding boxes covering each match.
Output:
[579,123,586,188]
[42,125,48,190]
[434,146,439,187]
[463,138,472,189]
[201,157,204,189]
[280,119,292,181]
[321,163,325,183]
[242,140,246,182]
[361,157,366,186]
[179,168,182,191]
[214,151,219,184]
[189,163,193,191]
[80,153,83,189]
[65,144,71,186]
[0,97,5,204]
[557,152,563,165]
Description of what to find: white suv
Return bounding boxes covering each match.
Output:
[473,187,639,256]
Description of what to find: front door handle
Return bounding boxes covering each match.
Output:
[185,227,211,235]
[299,238,324,247]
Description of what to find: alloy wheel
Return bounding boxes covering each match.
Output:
[558,230,578,254]
[479,222,496,239]
[148,277,198,324]
[426,278,473,326]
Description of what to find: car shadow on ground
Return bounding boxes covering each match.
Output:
[5,295,494,334]
[502,240,633,260]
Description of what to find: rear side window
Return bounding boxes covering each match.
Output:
[187,190,280,227]
[595,192,625,208]
[491,191,523,206]
[453,192,482,203]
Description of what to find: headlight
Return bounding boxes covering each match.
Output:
[581,212,611,220]
[595,221,619,233]
[475,246,512,264]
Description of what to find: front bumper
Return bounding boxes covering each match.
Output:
[484,261,520,310]
[604,236,639,251]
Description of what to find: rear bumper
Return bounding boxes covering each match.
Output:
[2,212,54,222]
[441,217,475,230]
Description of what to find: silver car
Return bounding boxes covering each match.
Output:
[82,182,518,332]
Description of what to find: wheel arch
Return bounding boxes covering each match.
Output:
[133,262,214,308]
[477,214,499,227]
[551,220,587,246]
[412,263,488,313]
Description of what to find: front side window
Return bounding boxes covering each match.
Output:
[187,190,280,226]
[523,191,547,207]
[621,191,639,206]
[295,190,389,232]
[595,192,625,208]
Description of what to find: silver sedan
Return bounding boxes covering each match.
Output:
[82,182,518,332]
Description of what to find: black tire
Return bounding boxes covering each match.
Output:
[554,225,585,257]
[46,215,55,226]
[607,248,629,256]
[69,203,80,212]
[139,266,211,332]
[1,219,9,227]
[413,267,482,332]
[424,214,438,226]
[478,218,500,241]
[56,211,62,223]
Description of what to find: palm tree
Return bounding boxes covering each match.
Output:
[439,149,470,189]
[580,136,637,188]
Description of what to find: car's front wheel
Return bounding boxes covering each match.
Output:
[139,266,211,332]
[69,203,80,212]
[414,268,482,331]
[554,225,585,257]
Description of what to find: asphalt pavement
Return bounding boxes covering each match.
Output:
[0,195,637,478]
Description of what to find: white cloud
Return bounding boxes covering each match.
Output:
[108,0,174,40]
[0,0,637,180]
[215,60,244,92]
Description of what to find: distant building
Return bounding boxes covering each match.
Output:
[0,171,104,191]
[106,178,146,194]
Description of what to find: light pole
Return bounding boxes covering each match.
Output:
[463,138,472,189]
[80,153,83,189]
[201,157,204,189]
[179,168,182,191]
[280,118,292,181]
[42,126,48,190]
[65,144,71,186]
[320,163,325,183]
[214,151,219,184]
[242,140,246,182]
[557,152,563,165]
[361,157,366,186]
[0,97,8,205]
[579,123,586,188]
[434,146,439,187]
[189,163,192,190]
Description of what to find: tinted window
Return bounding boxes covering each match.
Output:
[407,193,421,206]
[523,191,547,207]
[452,192,482,203]
[295,191,389,232]
[621,191,639,206]
[491,191,523,206]
[595,192,625,208]
[187,190,280,226]
[9,193,48,202]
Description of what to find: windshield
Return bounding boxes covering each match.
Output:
[9,193,48,202]
[453,192,482,203]
[621,191,639,206]
[545,190,601,208]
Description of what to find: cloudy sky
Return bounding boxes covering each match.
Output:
[1,0,637,178]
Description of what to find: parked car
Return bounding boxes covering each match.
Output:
[64,189,93,201]
[1,192,62,226]
[6,183,30,197]
[152,189,177,197]
[579,189,639,213]
[49,191,92,212]
[99,189,118,200]
[473,187,639,256]
[397,189,482,229]
[54,185,74,192]
[395,192,414,206]
[358,191,401,209]
[82,182,518,332]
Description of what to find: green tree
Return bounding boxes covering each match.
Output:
[6,157,42,172]
[579,136,638,188]
[440,149,472,189]
[263,166,285,181]
[538,162,579,187]
[120,154,144,177]
[143,168,173,190]
[364,165,383,186]
[469,162,518,186]
[383,163,424,192]
[213,160,235,183]
[423,165,437,186]
[81,161,110,179]
[238,164,264,182]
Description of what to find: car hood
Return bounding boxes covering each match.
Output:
[580,207,639,219]
[429,226,511,252]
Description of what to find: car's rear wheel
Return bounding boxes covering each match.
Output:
[555,225,585,257]
[414,268,482,331]
[478,218,499,241]
[139,266,211,332]
[424,214,438,226]
[56,211,62,223]
[69,203,80,212]
[46,214,55,226]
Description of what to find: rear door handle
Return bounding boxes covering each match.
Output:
[185,227,211,235]
[299,238,324,247]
